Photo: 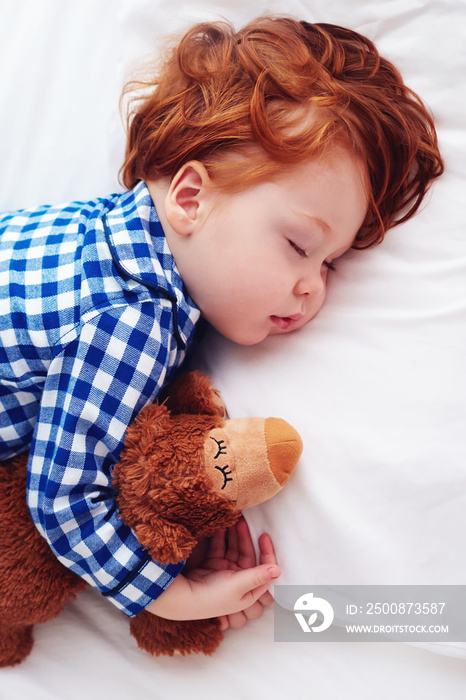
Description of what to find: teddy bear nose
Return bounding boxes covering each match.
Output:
[264,418,303,486]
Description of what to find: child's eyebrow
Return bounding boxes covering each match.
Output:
[293,211,331,234]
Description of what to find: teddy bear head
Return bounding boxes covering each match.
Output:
[112,371,302,564]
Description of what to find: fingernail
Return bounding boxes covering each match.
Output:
[267,565,280,579]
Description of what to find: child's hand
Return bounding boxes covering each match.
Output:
[146,517,280,623]
[196,517,279,631]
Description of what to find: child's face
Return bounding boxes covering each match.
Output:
[171,146,368,346]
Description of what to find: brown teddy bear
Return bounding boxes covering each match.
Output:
[0,371,302,665]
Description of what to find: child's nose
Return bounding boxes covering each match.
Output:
[293,269,325,297]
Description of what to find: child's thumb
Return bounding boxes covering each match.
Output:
[235,564,281,604]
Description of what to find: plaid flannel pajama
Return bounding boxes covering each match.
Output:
[0,182,200,615]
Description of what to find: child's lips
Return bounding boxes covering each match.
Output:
[270,314,303,331]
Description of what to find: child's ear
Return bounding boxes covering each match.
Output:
[165,161,211,235]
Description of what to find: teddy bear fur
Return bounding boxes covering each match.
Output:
[0,371,262,665]
[0,455,86,667]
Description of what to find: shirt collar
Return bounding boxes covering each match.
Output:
[103,181,200,347]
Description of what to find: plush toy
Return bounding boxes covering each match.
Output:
[0,371,302,666]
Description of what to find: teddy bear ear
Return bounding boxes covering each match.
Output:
[133,520,198,564]
[161,371,226,417]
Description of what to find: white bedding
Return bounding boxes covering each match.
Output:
[1,0,465,698]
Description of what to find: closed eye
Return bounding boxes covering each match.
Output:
[215,464,233,489]
[210,436,227,460]
[289,239,336,271]
[288,240,308,258]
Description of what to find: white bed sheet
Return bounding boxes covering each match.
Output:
[1,1,465,698]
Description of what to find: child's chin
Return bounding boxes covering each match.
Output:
[226,327,270,346]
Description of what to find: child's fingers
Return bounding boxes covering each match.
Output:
[205,528,227,561]
[228,597,271,628]
[243,600,266,621]
[218,614,229,631]
[224,611,248,629]
[258,532,277,567]
[235,564,281,606]
[256,534,278,606]
[224,521,239,563]
[220,599,268,630]
[257,590,274,607]
[235,516,257,569]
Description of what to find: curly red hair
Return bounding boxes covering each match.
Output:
[121,17,444,247]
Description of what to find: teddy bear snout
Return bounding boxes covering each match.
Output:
[264,417,303,486]
[205,416,302,511]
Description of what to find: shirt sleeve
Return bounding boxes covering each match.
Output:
[26,302,184,617]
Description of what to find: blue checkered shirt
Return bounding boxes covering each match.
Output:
[0,181,201,616]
